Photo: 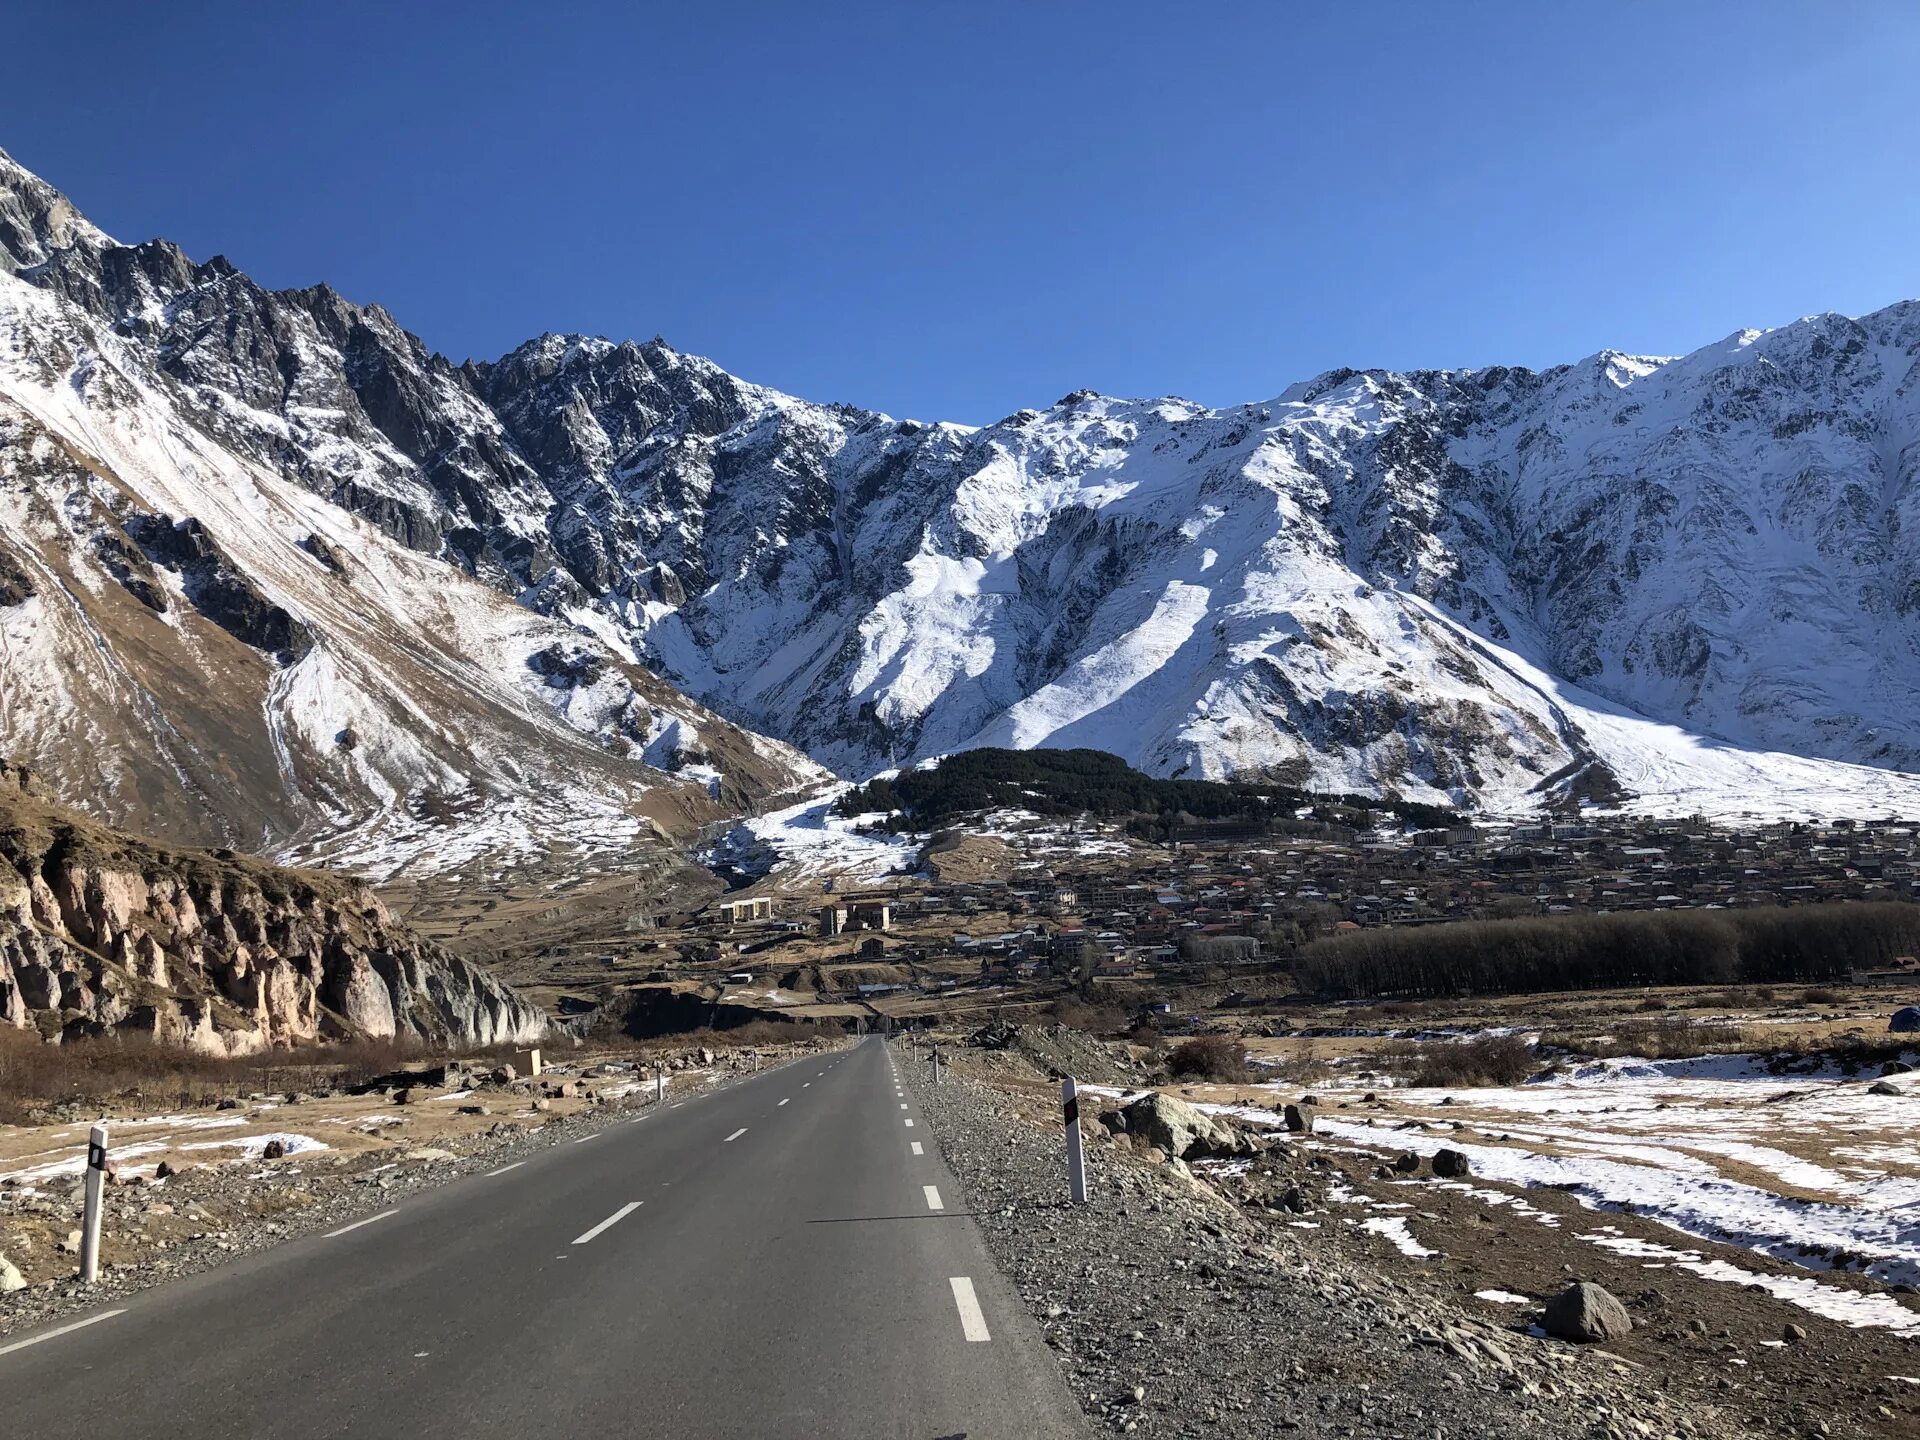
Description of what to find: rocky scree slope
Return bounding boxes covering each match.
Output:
[7,147,1920,818]
[0,150,823,879]
[0,758,544,1051]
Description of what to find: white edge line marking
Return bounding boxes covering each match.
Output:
[950,1277,991,1342]
[574,1133,601,1144]
[910,1141,924,1155]
[572,1201,642,1245]
[802,1083,810,1088]
[923,1185,944,1211]
[0,1308,128,1358]
[324,1210,397,1238]
[724,1128,748,1142]
[485,1161,526,1177]
[904,1118,914,1127]
[900,1103,909,1110]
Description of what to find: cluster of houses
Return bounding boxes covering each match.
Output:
[693,815,1920,993]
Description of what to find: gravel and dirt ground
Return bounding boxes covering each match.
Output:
[905,1043,1743,1440]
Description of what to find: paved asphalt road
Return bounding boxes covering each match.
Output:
[0,1037,1087,1438]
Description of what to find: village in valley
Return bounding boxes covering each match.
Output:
[548,807,1920,1036]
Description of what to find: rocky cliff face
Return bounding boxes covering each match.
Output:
[0,150,823,880]
[0,759,545,1052]
[4,145,1919,820]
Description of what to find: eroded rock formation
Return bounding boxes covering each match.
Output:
[0,760,545,1052]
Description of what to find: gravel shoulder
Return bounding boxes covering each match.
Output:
[905,1049,1751,1440]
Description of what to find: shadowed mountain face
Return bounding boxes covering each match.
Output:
[5,145,1920,825]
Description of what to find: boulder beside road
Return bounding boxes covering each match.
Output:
[1543,1282,1633,1343]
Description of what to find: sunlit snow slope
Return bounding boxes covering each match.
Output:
[6,144,1920,825]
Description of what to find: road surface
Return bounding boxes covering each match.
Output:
[0,1037,1086,1438]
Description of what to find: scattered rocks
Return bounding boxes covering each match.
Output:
[1282,1103,1314,1135]
[260,1140,288,1160]
[1431,1148,1471,1179]
[0,1253,25,1292]
[908,1058,1690,1440]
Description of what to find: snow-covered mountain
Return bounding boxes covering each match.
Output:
[5,144,1920,827]
[0,152,823,880]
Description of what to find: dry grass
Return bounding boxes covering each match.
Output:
[0,1029,434,1125]
[1540,1016,1746,1061]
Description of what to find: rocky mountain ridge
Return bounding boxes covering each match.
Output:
[0,148,825,881]
[5,145,1920,820]
[0,758,543,1051]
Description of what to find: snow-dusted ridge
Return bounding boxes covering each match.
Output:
[3,144,1920,829]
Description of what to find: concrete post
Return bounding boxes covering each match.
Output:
[932,1047,941,1084]
[81,1121,108,1283]
[655,1069,666,1103]
[1062,1077,1088,1204]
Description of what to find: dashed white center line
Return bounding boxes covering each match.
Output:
[910,1141,924,1155]
[724,1128,748,1143]
[923,1185,944,1211]
[899,1103,909,1110]
[572,1202,642,1245]
[484,1161,525,1177]
[904,1118,915,1127]
[949,1277,991,1342]
[0,1308,127,1358]
[803,1082,811,1088]
[777,1098,790,1106]
[324,1210,397,1238]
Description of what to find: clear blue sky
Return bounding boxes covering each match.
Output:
[6,2,1917,423]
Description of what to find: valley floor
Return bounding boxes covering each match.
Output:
[913,1020,1919,1438]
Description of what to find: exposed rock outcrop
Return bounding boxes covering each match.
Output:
[0,759,544,1052]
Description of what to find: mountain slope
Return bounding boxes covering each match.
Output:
[5,145,1920,822]
[0,155,823,880]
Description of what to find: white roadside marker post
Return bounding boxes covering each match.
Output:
[81,1122,108,1283]
[655,1069,666,1104]
[1062,1077,1087,1204]
[932,1046,941,1084]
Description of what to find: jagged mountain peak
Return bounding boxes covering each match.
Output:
[0,145,113,274]
[5,142,1920,827]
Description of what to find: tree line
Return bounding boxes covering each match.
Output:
[836,747,1456,831]
[1294,901,1920,998]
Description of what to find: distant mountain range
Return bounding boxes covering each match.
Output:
[4,142,1920,869]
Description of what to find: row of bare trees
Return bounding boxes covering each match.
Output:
[1294,901,1920,998]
